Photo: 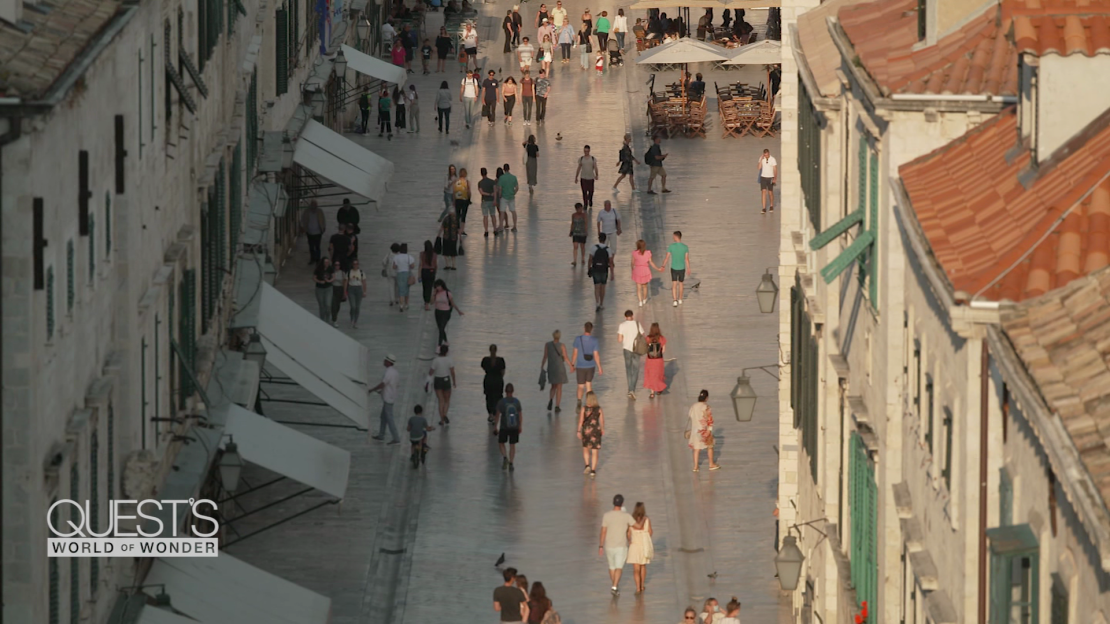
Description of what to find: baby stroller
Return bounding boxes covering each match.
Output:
[607,37,623,66]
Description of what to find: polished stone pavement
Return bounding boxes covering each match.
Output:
[226,5,786,623]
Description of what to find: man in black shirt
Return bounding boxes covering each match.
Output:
[493,567,528,623]
[337,198,360,228]
[689,72,706,99]
[481,70,500,126]
[329,228,352,271]
[358,87,371,134]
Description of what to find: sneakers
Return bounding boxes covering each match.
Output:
[371,435,384,440]
[509,462,515,471]
[647,190,656,195]
[584,464,591,474]
[611,587,619,596]
[661,188,671,193]
[673,300,678,307]
[679,299,684,305]
[589,469,596,478]
[503,457,509,470]
[628,392,636,400]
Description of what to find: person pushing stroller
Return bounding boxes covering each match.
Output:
[607,36,623,66]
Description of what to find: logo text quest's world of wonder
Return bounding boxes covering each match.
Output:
[47,498,219,558]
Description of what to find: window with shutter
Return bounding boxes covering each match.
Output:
[89,431,99,592]
[292,0,300,61]
[167,283,175,418]
[798,80,822,231]
[276,8,289,95]
[999,468,1013,527]
[218,159,227,291]
[925,375,935,454]
[50,499,60,624]
[105,193,112,254]
[66,240,75,312]
[138,50,145,159]
[987,524,1039,624]
[790,274,820,484]
[46,267,55,340]
[107,404,115,500]
[231,144,242,252]
[200,205,210,331]
[868,150,879,305]
[247,70,258,170]
[88,213,96,281]
[1050,574,1068,624]
[942,406,954,489]
[849,433,877,614]
[69,464,80,624]
[179,269,197,409]
[916,0,927,40]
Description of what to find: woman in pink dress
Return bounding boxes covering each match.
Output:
[643,322,667,397]
[631,239,663,306]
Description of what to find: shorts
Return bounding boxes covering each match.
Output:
[576,366,596,384]
[520,61,532,71]
[592,271,608,285]
[498,428,520,444]
[671,269,686,282]
[466,46,477,56]
[605,547,628,570]
[482,201,496,217]
[573,235,587,244]
[433,376,452,391]
[649,165,666,180]
[760,176,775,190]
[501,198,516,213]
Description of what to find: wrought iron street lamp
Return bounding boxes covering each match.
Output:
[218,436,244,493]
[730,365,780,421]
[757,268,779,314]
[244,334,267,369]
[280,133,295,170]
[310,88,327,119]
[775,536,804,591]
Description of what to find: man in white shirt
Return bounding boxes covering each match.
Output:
[599,493,635,596]
[461,23,479,71]
[575,144,600,208]
[616,310,646,400]
[381,20,397,49]
[459,70,480,129]
[369,354,401,444]
[758,148,778,214]
[551,0,567,28]
[596,200,621,253]
[517,36,535,72]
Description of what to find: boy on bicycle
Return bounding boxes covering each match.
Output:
[407,405,435,465]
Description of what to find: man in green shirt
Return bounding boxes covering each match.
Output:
[661,230,690,306]
[496,163,520,232]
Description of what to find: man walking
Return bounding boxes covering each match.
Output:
[369,354,401,444]
[494,383,523,471]
[551,0,567,29]
[460,70,480,129]
[599,494,635,596]
[481,70,500,126]
[617,310,645,399]
[596,200,622,254]
[300,200,326,264]
[572,322,602,407]
[329,220,352,270]
[758,148,777,213]
[645,135,670,194]
[337,198,360,228]
[494,567,529,623]
[613,133,640,192]
[661,230,691,306]
[498,163,519,232]
[534,69,551,121]
[588,234,614,311]
[517,36,535,73]
[575,145,599,208]
[358,87,371,134]
[478,167,497,236]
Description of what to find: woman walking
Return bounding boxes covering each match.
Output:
[576,390,604,476]
[435,27,453,72]
[540,34,554,74]
[558,22,575,62]
[391,38,406,67]
[393,86,407,132]
[569,202,588,265]
[626,502,654,593]
[345,258,368,328]
[393,243,416,312]
[523,135,539,193]
[441,165,458,221]
[429,344,456,425]
[381,242,400,306]
[330,260,346,327]
[527,583,553,624]
[378,86,393,138]
[482,345,507,425]
[613,9,629,48]
[596,11,611,51]
[720,598,742,624]
[436,81,453,133]
[520,72,534,126]
[577,23,592,70]
[688,390,720,472]
[614,133,639,192]
[313,258,334,321]
[581,8,593,32]
[406,84,420,132]
[452,168,472,229]
[644,322,667,398]
[432,279,463,345]
[632,239,662,306]
[420,240,438,310]
[502,76,517,125]
[438,210,461,270]
[701,598,724,624]
[540,330,571,411]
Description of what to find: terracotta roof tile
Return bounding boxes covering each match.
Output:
[839,0,1018,96]
[0,0,124,98]
[1005,0,1110,56]
[1001,267,1110,510]
[900,106,1110,302]
[796,0,875,98]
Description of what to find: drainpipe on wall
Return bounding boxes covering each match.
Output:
[978,341,990,624]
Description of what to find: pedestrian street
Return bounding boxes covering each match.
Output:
[226,5,788,622]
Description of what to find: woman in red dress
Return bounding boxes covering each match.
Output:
[643,322,667,398]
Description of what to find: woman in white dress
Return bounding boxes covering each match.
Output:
[688,389,721,472]
[625,502,654,593]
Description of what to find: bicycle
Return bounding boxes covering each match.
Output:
[410,436,430,469]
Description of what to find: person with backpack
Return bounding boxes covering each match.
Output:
[617,310,645,400]
[527,582,558,624]
[569,202,589,265]
[571,322,602,408]
[613,133,640,193]
[452,168,472,230]
[494,383,524,471]
[645,135,670,194]
[588,233,614,311]
[482,344,507,426]
[460,69,480,129]
[643,322,667,398]
[596,200,621,253]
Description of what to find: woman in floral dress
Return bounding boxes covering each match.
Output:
[687,389,720,472]
[577,390,605,476]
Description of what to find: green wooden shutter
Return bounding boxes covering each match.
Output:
[798,80,822,231]
[50,499,59,624]
[89,431,99,592]
[1000,468,1013,527]
[46,267,55,340]
[1050,575,1068,624]
[988,525,1040,624]
[107,404,115,500]
[218,160,227,289]
[858,135,867,214]
[69,464,79,624]
[105,193,112,254]
[198,0,208,71]
[200,204,211,330]
[276,7,289,96]
[88,214,96,281]
[292,0,300,59]
[66,240,75,312]
[942,407,954,489]
[849,433,878,613]
[868,150,879,306]
[247,71,258,170]
[179,269,197,408]
[925,375,935,454]
[231,144,242,252]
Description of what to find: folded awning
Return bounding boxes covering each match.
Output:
[256,282,371,428]
[205,351,261,410]
[293,119,394,202]
[142,553,331,624]
[221,403,351,498]
[241,181,288,247]
[342,44,407,85]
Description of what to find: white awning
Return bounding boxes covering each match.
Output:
[342,44,407,85]
[293,119,393,202]
[719,0,779,8]
[142,554,331,624]
[636,38,730,64]
[629,0,726,8]
[222,403,351,498]
[722,39,782,65]
[256,282,371,429]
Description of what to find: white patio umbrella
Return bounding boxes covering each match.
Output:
[722,39,781,65]
[636,37,730,65]
[719,0,781,8]
[628,0,726,8]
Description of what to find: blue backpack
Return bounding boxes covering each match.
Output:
[503,400,520,430]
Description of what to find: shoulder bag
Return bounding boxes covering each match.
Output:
[632,332,649,356]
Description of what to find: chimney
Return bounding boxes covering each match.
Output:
[0,0,22,26]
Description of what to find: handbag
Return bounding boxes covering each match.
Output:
[434,236,443,254]
[538,368,547,390]
[407,274,417,286]
[632,333,649,356]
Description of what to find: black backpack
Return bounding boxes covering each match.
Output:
[591,245,610,273]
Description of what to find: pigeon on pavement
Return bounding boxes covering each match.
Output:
[495,553,506,567]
